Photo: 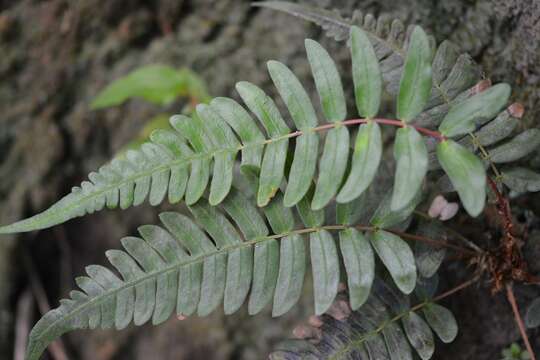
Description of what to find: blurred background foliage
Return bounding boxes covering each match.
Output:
[91,65,210,152]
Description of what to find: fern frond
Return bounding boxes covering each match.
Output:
[259,1,540,194]
[256,1,481,108]
[26,184,429,360]
[254,1,407,54]
[254,1,356,42]
[1,25,519,234]
[270,279,458,360]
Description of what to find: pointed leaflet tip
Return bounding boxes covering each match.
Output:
[0,200,78,234]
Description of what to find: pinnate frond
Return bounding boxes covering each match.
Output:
[26,184,430,360]
[1,25,519,235]
[270,278,458,360]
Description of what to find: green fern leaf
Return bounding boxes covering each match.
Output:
[272,233,306,317]
[370,230,417,294]
[422,303,458,343]
[438,83,511,138]
[305,38,346,121]
[267,60,319,207]
[209,96,265,176]
[254,1,355,42]
[257,0,481,110]
[436,140,486,217]
[26,185,425,360]
[397,26,433,123]
[310,229,340,315]
[350,26,382,118]
[259,0,536,183]
[235,80,290,207]
[306,38,350,210]
[339,228,374,310]
[477,108,521,146]
[402,312,435,360]
[169,113,213,205]
[91,65,187,109]
[311,126,350,210]
[502,167,540,193]
[391,127,428,211]
[0,31,518,234]
[11,7,540,359]
[336,120,382,203]
[195,103,241,205]
[489,129,540,164]
[270,279,456,360]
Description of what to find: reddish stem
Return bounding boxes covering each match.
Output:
[488,177,536,358]
[506,283,536,360]
[341,118,447,141]
[432,276,480,303]
[487,177,514,239]
[309,118,446,141]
